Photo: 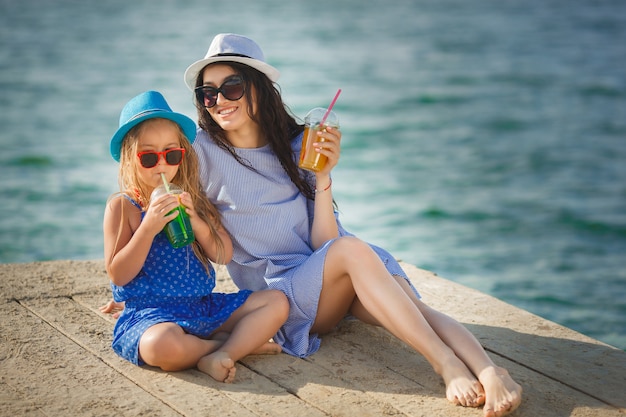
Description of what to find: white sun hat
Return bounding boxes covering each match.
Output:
[183,33,280,91]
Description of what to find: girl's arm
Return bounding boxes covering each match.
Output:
[103,193,179,286]
[310,126,341,249]
[179,193,234,264]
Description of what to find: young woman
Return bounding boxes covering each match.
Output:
[184,33,522,417]
[102,90,288,383]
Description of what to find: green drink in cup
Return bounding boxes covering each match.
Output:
[150,182,195,249]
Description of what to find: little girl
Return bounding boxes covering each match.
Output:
[103,90,289,383]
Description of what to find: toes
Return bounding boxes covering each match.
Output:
[223,367,236,383]
[495,401,514,416]
[448,389,485,408]
[452,393,482,408]
[220,358,236,383]
[483,407,496,417]
[467,392,485,408]
[484,400,516,417]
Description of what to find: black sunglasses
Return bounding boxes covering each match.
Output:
[194,75,245,109]
[136,148,185,168]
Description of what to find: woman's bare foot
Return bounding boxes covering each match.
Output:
[441,357,486,407]
[197,351,236,383]
[479,366,522,417]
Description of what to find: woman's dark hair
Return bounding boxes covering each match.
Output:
[194,62,314,200]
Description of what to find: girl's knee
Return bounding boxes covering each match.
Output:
[139,323,185,367]
[250,289,289,316]
[267,290,290,319]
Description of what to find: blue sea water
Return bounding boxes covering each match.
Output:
[1,0,625,350]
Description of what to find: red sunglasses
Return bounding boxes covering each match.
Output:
[136,148,185,168]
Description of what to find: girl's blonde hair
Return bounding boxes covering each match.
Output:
[114,118,226,271]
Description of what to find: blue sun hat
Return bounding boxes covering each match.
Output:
[110,90,197,162]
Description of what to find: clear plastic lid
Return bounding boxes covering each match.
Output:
[150,183,183,202]
[305,107,339,128]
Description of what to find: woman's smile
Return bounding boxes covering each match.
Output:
[217,106,238,117]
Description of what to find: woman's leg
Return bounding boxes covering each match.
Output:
[393,277,522,417]
[313,237,521,415]
[138,322,222,371]
[312,238,483,404]
[197,290,289,383]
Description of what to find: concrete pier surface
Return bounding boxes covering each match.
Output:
[1,260,624,416]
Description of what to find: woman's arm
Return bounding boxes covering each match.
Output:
[310,126,342,249]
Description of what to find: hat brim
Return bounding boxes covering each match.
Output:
[110,111,197,162]
[183,56,280,91]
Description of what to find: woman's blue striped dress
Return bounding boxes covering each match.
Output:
[194,129,418,357]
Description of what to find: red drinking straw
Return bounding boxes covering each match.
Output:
[320,88,342,126]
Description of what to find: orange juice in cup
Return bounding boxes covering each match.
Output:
[299,107,340,172]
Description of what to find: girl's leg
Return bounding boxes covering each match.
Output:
[313,237,521,415]
[197,290,289,383]
[211,331,283,355]
[138,322,222,371]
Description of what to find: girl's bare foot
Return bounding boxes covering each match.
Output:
[441,357,486,407]
[251,340,282,355]
[479,366,522,417]
[197,352,236,383]
[211,333,281,355]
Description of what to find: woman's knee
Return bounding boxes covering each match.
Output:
[330,236,374,259]
[329,236,376,265]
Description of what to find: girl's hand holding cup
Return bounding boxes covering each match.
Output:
[150,184,196,248]
[144,193,180,237]
[178,192,201,228]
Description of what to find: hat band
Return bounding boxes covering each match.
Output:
[212,52,254,59]
[127,108,167,123]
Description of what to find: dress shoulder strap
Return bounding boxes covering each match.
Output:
[107,192,143,211]
[122,193,143,211]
